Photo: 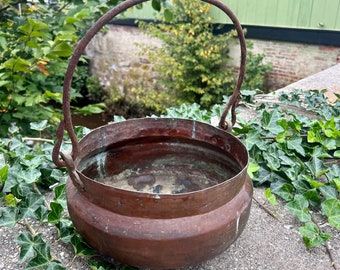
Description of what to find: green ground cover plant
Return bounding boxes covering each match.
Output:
[0,89,339,269]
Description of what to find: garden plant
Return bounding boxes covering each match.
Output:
[130,0,272,113]
[0,0,121,136]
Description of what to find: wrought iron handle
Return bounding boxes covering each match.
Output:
[52,0,246,167]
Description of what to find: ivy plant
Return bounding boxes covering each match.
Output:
[163,89,340,249]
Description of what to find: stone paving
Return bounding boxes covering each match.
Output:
[278,63,340,103]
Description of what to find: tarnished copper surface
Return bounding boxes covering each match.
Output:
[67,175,252,269]
[52,0,252,268]
[67,118,252,269]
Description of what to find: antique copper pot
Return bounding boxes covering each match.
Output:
[53,0,253,269]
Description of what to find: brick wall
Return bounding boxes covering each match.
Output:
[87,25,340,92]
[230,39,340,90]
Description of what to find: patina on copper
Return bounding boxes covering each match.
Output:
[52,0,252,269]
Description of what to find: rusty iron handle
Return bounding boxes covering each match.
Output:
[52,0,246,167]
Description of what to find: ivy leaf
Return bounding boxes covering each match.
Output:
[0,164,8,186]
[321,138,337,150]
[319,186,338,200]
[303,189,321,207]
[298,222,330,249]
[247,162,259,179]
[334,150,340,158]
[55,219,75,243]
[286,134,305,156]
[307,129,320,143]
[0,207,19,228]
[282,166,299,180]
[243,130,263,151]
[326,165,340,190]
[10,182,33,199]
[14,168,41,184]
[20,156,45,169]
[15,232,38,263]
[303,175,325,189]
[19,193,45,219]
[26,242,52,269]
[262,151,280,171]
[34,205,49,222]
[305,157,328,178]
[53,184,67,208]
[278,154,297,166]
[292,179,310,194]
[270,181,294,201]
[48,202,64,224]
[50,169,67,184]
[15,232,51,266]
[333,178,340,193]
[310,146,332,159]
[71,235,97,257]
[261,109,284,135]
[264,188,278,206]
[30,120,48,131]
[252,167,271,186]
[285,194,311,222]
[321,198,340,229]
[5,193,19,207]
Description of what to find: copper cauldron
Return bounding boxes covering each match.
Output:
[52,0,253,269]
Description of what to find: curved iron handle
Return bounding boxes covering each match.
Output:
[52,0,246,167]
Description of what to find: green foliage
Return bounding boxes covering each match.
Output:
[0,0,115,136]
[138,0,236,110]
[105,62,171,116]
[136,1,272,113]
[234,89,340,248]
[299,222,330,249]
[0,121,105,269]
[163,89,339,248]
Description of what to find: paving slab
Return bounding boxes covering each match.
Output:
[278,64,340,103]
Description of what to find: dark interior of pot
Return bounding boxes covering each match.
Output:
[78,136,242,194]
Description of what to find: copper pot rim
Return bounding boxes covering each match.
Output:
[73,117,249,198]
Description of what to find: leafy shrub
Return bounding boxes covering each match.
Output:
[0,0,121,136]
[135,0,272,112]
[138,0,237,110]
